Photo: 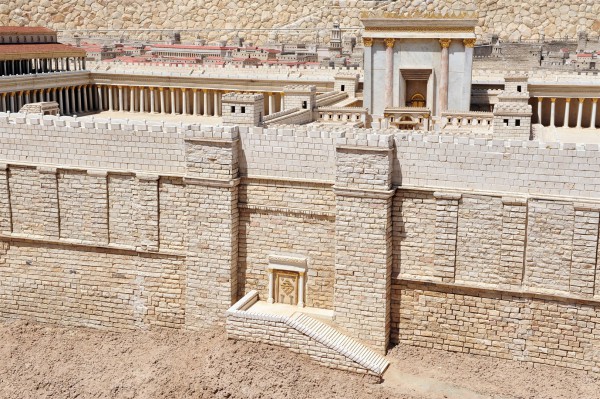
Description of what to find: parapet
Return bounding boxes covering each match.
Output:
[283,85,317,93]
[222,92,264,103]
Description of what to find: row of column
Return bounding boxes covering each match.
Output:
[96,85,283,116]
[0,57,86,77]
[0,85,98,115]
[376,37,475,113]
[537,97,599,129]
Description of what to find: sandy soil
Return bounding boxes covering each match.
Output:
[0,319,598,399]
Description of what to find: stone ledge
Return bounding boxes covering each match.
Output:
[333,186,396,199]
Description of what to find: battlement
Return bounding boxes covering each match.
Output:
[283,85,317,93]
[222,93,264,102]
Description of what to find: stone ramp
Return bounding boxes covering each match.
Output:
[287,312,389,376]
[226,291,390,376]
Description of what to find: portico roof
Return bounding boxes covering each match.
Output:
[0,43,86,60]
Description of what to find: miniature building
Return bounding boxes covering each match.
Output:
[361,11,477,119]
[283,85,316,112]
[492,74,532,139]
[221,92,264,126]
[334,73,359,97]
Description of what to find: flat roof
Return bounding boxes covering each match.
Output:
[0,43,86,60]
[0,26,55,35]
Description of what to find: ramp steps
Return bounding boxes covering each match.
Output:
[288,312,389,375]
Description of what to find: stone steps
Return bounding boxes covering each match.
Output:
[287,312,389,376]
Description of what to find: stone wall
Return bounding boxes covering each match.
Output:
[2,115,600,372]
[3,0,598,43]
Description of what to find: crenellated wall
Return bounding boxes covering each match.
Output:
[2,112,600,372]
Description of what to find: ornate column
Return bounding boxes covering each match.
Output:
[439,39,451,113]
[550,97,556,127]
[159,88,165,114]
[591,98,598,129]
[24,90,30,105]
[170,88,176,114]
[563,98,571,127]
[537,97,543,124]
[576,98,584,128]
[182,88,188,115]
[65,88,71,115]
[150,88,155,113]
[384,38,395,109]
[192,88,198,115]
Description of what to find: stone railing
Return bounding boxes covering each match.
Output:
[262,108,313,126]
[318,106,368,125]
[262,107,300,122]
[315,91,349,107]
[440,111,494,130]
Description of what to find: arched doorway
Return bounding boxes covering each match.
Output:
[409,93,425,108]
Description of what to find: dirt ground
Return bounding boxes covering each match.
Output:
[0,319,598,399]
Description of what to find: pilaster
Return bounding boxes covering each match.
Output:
[433,191,461,282]
[571,203,600,297]
[0,164,10,234]
[499,196,527,285]
[334,133,394,353]
[184,127,240,329]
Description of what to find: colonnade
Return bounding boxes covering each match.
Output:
[0,85,98,115]
[536,97,599,129]
[95,85,284,116]
[0,57,86,77]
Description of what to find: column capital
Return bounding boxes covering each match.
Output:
[181,88,187,92]
[158,87,164,92]
[593,98,598,103]
[550,98,557,103]
[565,98,571,103]
[537,97,544,102]
[192,88,198,92]
[463,38,476,48]
[578,98,585,103]
[439,38,452,48]
[384,38,395,48]
[363,37,373,47]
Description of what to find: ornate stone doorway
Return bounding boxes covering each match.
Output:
[267,254,307,308]
[274,271,299,305]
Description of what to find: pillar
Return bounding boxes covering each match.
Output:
[439,39,451,113]
[563,98,571,127]
[108,86,114,111]
[0,93,5,112]
[183,128,240,328]
[550,97,556,127]
[58,89,64,114]
[591,99,598,128]
[213,91,219,116]
[9,93,15,112]
[82,85,88,113]
[118,86,123,112]
[139,87,145,113]
[537,97,543,124]
[65,88,71,115]
[384,38,395,109]
[463,39,476,110]
[130,86,136,112]
[203,90,209,116]
[160,88,165,114]
[97,85,103,111]
[333,135,394,353]
[268,93,275,115]
[170,89,176,114]
[150,88,155,113]
[577,98,584,128]
[193,88,198,115]
[182,88,188,115]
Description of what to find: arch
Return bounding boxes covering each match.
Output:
[409,93,425,108]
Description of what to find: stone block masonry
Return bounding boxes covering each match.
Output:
[3,115,600,373]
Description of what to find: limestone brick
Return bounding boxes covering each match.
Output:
[9,166,59,238]
[58,170,108,244]
[158,177,187,252]
[0,165,10,234]
[570,206,600,297]
[525,200,575,292]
